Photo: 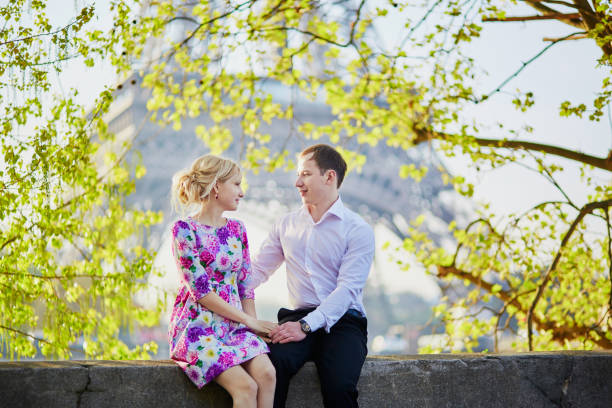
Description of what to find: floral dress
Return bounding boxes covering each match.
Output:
[168,217,269,388]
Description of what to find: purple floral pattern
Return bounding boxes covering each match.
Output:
[168,217,267,388]
[217,226,230,245]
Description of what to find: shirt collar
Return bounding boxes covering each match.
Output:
[300,196,345,223]
[326,196,345,220]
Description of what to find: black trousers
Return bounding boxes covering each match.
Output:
[268,307,368,408]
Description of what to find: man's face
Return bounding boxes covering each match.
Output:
[295,154,330,205]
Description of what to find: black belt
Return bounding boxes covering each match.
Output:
[345,308,363,318]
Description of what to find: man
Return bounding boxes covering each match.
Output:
[250,144,375,408]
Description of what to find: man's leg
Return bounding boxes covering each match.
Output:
[269,308,317,408]
[313,312,367,408]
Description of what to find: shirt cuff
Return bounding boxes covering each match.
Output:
[303,309,327,333]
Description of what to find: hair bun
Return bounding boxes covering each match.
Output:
[171,154,240,213]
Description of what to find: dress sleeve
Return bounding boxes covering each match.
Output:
[171,220,212,301]
[237,220,255,300]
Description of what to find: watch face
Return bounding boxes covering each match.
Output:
[300,320,311,333]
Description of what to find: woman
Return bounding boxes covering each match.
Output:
[168,154,277,408]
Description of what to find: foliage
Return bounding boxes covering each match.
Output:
[109,0,611,352]
[0,0,164,359]
[3,0,611,358]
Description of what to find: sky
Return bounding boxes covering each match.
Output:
[449,15,610,213]
[43,1,611,308]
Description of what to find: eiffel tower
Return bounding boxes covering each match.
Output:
[101,4,474,354]
[107,76,470,244]
[106,74,475,355]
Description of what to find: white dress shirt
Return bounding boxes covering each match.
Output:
[250,197,375,332]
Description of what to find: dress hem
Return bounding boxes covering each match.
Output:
[192,349,270,389]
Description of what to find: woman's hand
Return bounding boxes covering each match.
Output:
[244,316,278,337]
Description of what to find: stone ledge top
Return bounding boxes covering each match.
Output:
[2,350,610,368]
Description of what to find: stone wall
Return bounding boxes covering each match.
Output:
[1,352,610,407]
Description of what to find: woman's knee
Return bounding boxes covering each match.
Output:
[228,376,258,401]
[254,359,276,387]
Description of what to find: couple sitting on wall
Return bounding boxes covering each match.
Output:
[168,143,375,408]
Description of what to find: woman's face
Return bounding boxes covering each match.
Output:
[216,170,244,211]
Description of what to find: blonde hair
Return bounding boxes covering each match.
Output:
[171,154,240,213]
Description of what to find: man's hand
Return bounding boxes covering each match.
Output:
[270,321,306,344]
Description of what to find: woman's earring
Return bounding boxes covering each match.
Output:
[215,192,218,199]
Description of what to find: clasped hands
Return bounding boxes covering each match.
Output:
[245,316,306,344]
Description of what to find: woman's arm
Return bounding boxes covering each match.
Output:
[241,298,257,319]
[198,292,274,334]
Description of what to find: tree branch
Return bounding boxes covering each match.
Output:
[543,33,588,41]
[398,0,443,50]
[493,289,536,352]
[528,153,577,208]
[526,0,589,10]
[573,0,612,55]
[165,0,256,62]
[0,236,18,252]
[0,272,121,280]
[260,0,286,20]
[413,128,612,172]
[437,264,612,348]
[348,0,366,47]
[451,218,498,266]
[523,0,585,29]
[511,201,573,229]
[483,13,580,22]
[0,324,54,345]
[476,31,585,101]
[0,19,80,47]
[527,198,612,350]
[0,53,80,67]
[261,25,351,48]
[0,324,83,353]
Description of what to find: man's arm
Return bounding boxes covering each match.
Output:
[249,220,285,291]
[271,223,375,343]
[303,222,375,331]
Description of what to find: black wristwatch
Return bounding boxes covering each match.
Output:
[298,319,311,334]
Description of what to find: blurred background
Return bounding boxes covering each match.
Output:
[5,0,609,359]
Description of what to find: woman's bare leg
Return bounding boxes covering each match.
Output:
[242,354,276,408]
[214,365,258,408]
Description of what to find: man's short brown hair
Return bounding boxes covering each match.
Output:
[300,144,347,188]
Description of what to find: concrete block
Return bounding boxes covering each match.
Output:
[0,352,610,408]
